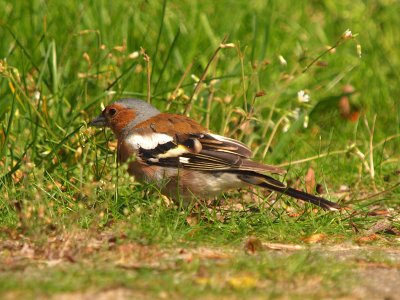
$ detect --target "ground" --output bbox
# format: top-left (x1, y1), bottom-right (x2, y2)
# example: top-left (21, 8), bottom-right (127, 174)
top-left (2, 228), bottom-right (400, 299)
top-left (1, 182), bottom-right (400, 298)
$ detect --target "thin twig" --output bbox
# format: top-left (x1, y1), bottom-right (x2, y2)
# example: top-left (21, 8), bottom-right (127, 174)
top-left (370, 116), bottom-right (377, 184)
top-left (364, 114), bottom-right (377, 190)
top-left (372, 133), bottom-right (400, 149)
top-left (352, 182), bottom-right (400, 202)
top-left (141, 48), bottom-right (151, 103)
top-left (166, 61), bottom-right (194, 110)
top-left (184, 35), bottom-right (229, 115)
top-left (276, 149), bottom-right (350, 167)
top-left (236, 43), bottom-right (248, 113)
top-left (261, 114), bottom-right (287, 159)
top-left (303, 30), bottom-right (355, 73)
top-left (150, 0), bottom-right (167, 82)
top-left (205, 57), bottom-right (218, 128)
top-left (276, 131), bottom-right (399, 170)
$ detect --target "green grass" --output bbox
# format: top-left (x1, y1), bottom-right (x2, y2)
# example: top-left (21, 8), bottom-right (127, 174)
top-left (0, 245), bottom-right (352, 299)
top-left (1, 0), bottom-right (400, 298)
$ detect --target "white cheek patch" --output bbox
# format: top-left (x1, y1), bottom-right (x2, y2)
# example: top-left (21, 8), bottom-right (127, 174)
top-left (125, 133), bottom-right (173, 150)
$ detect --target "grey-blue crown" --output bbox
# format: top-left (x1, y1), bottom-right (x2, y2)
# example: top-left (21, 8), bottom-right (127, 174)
top-left (116, 98), bottom-right (161, 135)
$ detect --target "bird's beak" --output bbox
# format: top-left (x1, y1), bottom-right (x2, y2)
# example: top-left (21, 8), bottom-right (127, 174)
top-left (89, 114), bottom-right (107, 127)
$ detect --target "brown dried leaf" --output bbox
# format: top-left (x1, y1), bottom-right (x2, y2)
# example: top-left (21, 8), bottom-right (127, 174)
top-left (302, 233), bottom-right (327, 244)
top-left (339, 96), bottom-right (351, 118)
top-left (244, 236), bottom-right (263, 255)
top-left (316, 61), bottom-right (328, 67)
top-left (339, 93), bottom-right (360, 122)
top-left (186, 214), bottom-right (199, 227)
top-left (287, 212), bottom-right (301, 218)
top-left (343, 84), bottom-right (355, 94)
top-left (113, 43), bottom-right (126, 52)
top-left (367, 210), bottom-right (390, 217)
top-left (355, 234), bottom-right (380, 244)
top-left (305, 167), bottom-right (316, 194)
top-left (12, 169), bottom-right (25, 184)
top-left (108, 141), bottom-right (118, 151)
top-left (255, 90), bottom-right (266, 97)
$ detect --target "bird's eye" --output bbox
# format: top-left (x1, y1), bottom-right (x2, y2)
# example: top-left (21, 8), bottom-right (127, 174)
top-left (108, 108), bottom-right (117, 116)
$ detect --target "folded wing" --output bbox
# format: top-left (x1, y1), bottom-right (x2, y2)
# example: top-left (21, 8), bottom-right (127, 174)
top-left (135, 132), bottom-right (286, 175)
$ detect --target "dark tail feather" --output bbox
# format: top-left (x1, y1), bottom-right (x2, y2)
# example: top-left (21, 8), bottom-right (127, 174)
top-left (274, 186), bottom-right (340, 211)
top-left (238, 173), bottom-right (340, 211)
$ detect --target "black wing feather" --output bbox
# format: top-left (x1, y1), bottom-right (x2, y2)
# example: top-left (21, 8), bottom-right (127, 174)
top-left (137, 133), bottom-right (285, 175)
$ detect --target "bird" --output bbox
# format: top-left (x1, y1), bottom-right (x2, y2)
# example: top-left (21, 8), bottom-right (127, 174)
top-left (89, 98), bottom-right (340, 211)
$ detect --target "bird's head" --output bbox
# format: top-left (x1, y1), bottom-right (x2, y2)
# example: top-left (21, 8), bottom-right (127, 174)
top-left (89, 98), bottom-right (160, 137)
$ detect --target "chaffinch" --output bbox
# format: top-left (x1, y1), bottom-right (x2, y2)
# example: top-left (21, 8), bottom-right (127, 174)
top-left (89, 98), bottom-right (340, 211)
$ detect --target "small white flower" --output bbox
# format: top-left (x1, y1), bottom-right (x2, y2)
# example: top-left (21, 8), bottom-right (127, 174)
top-left (191, 74), bottom-right (200, 82)
top-left (220, 43), bottom-right (235, 48)
top-left (297, 90), bottom-right (310, 103)
top-left (282, 117), bottom-right (291, 133)
top-left (342, 29), bottom-right (353, 40)
top-left (34, 90), bottom-right (40, 101)
top-left (292, 108), bottom-right (300, 120)
top-left (128, 51), bottom-right (140, 59)
top-left (303, 115), bottom-right (309, 128)
top-left (278, 55), bottom-right (287, 66)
